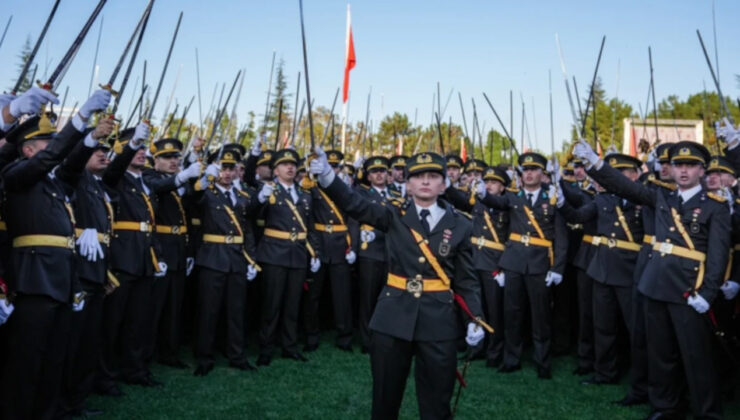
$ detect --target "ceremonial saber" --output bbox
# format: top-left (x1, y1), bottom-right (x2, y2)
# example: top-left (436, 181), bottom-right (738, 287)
top-left (482, 92), bottom-right (520, 157)
top-left (580, 35), bottom-right (606, 139)
top-left (12, 0), bottom-right (61, 94)
top-left (146, 11), bottom-right (183, 122)
top-left (697, 30), bottom-right (732, 123)
top-left (554, 33), bottom-right (581, 134)
top-left (111, 0), bottom-right (153, 116)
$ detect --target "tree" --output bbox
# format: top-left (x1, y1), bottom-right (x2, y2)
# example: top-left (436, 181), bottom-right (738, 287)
top-left (265, 59), bottom-right (290, 147)
top-left (11, 35), bottom-right (33, 92)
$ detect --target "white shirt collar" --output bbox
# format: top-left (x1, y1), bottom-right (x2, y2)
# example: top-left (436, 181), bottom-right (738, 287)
top-left (215, 183), bottom-right (233, 195)
top-left (373, 186), bottom-right (388, 196)
top-left (523, 187), bottom-right (541, 204)
top-left (678, 184), bottom-right (702, 203)
top-left (415, 201), bottom-right (444, 232)
top-left (126, 170), bottom-right (142, 179)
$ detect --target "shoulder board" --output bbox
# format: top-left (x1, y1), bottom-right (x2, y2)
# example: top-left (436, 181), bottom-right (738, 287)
top-left (582, 188), bottom-right (596, 195)
top-left (388, 197), bottom-right (404, 207)
top-left (648, 178), bottom-right (677, 191)
top-left (237, 189), bottom-right (250, 198)
top-left (735, 198), bottom-right (740, 205)
top-left (457, 185), bottom-right (470, 192)
top-left (707, 192), bottom-right (727, 203)
top-left (506, 187), bottom-right (519, 193)
top-left (359, 184), bottom-right (370, 191)
top-left (456, 210), bottom-right (472, 220)
top-left (389, 188), bottom-right (402, 197)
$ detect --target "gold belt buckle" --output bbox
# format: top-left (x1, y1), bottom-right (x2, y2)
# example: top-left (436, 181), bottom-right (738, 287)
top-left (171, 225), bottom-right (180, 234)
top-left (592, 236), bottom-right (602, 246)
top-left (225, 235), bottom-right (235, 244)
top-left (325, 224), bottom-right (334, 234)
top-left (101, 233), bottom-right (111, 245)
top-left (521, 233), bottom-right (530, 246)
top-left (407, 274), bottom-right (423, 298)
top-left (290, 231), bottom-right (298, 242)
top-left (476, 236), bottom-right (486, 248)
top-left (659, 242), bottom-right (673, 256)
top-left (607, 238), bottom-right (617, 248)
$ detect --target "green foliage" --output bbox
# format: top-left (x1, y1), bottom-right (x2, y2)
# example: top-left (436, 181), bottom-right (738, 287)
top-left (11, 36), bottom-right (33, 92)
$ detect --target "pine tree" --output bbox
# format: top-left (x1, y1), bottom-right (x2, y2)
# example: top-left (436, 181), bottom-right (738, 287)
top-left (11, 35), bottom-right (33, 92)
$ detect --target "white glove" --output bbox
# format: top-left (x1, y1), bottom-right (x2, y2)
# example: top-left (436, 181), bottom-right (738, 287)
top-left (445, 177), bottom-right (451, 189)
top-left (205, 163), bottom-right (220, 179)
top-left (72, 292), bottom-right (86, 312)
top-left (465, 322), bottom-right (485, 346)
top-left (258, 182), bottom-right (275, 204)
top-left (76, 228), bottom-right (104, 262)
top-left (572, 138), bottom-right (600, 167)
top-left (494, 271), bottom-right (505, 287)
top-left (247, 264), bottom-right (258, 281)
top-left (345, 250), bottom-right (356, 264)
top-left (129, 122), bottom-right (150, 149)
top-left (339, 171), bottom-right (351, 186)
top-left (186, 257), bottom-right (195, 276)
top-left (0, 298), bottom-right (14, 326)
top-left (0, 93), bottom-right (15, 127)
top-left (551, 160), bottom-right (562, 185)
top-left (250, 137), bottom-right (262, 156)
top-left (605, 144), bottom-right (619, 156)
top-left (360, 229), bottom-right (376, 244)
top-left (176, 161), bottom-right (202, 185)
top-left (717, 118), bottom-right (740, 150)
top-left (353, 156), bottom-right (364, 169)
top-left (155, 261), bottom-right (168, 278)
top-left (8, 86), bottom-right (59, 118)
top-left (309, 146), bottom-right (335, 187)
top-left (79, 89), bottom-right (112, 119)
top-left (721, 281), bottom-right (740, 300)
top-left (646, 148), bottom-right (657, 165)
top-left (476, 179), bottom-right (487, 198)
top-left (310, 257), bottom-right (321, 273)
top-left (545, 271), bottom-right (563, 287)
top-left (720, 187), bottom-right (734, 214)
top-left (687, 293), bottom-right (710, 313)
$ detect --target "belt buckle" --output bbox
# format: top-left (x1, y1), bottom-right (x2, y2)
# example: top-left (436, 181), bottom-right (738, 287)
top-left (476, 236), bottom-right (486, 248)
top-left (521, 233), bottom-right (530, 246)
top-left (407, 274), bottom-right (423, 298)
top-left (101, 233), bottom-right (110, 245)
top-left (607, 238), bottom-right (617, 248)
top-left (659, 242), bottom-right (673, 256)
top-left (591, 236), bottom-right (601, 246)
top-left (325, 224), bottom-right (334, 234)
top-left (140, 221), bottom-right (149, 232)
top-left (225, 235), bottom-right (235, 244)
top-left (67, 237), bottom-right (75, 249)
top-left (290, 231), bottom-right (298, 242)
top-left (172, 225), bottom-right (180, 234)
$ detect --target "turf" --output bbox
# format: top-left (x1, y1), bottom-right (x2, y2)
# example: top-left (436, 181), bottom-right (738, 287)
top-left (89, 336), bottom-right (740, 419)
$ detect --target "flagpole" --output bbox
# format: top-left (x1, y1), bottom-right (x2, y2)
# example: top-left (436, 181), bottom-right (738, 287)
top-left (341, 3), bottom-right (354, 155)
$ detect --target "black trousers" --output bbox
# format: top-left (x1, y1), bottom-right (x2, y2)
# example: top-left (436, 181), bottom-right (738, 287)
top-left (552, 263), bottom-right (578, 354)
top-left (358, 257), bottom-right (387, 349)
top-left (1, 294), bottom-right (71, 420)
top-left (259, 263), bottom-right (305, 356)
top-left (148, 268), bottom-right (185, 363)
top-left (194, 267), bottom-right (247, 367)
top-left (575, 268), bottom-right (594, 370)
top-left (645, 297), bottom-right (721, 419)
top-left (479, 270), bottom-right (504, 364)
top-left (592, 281), bottom-right (632, 382)
top-left (98, 272), bottom-right (152, 390)
top-left (304, 262), bottom-right (353, 347)
top-left (60, 282), bottom-right (105, 415)
top-left (628, 288), bottom-right (649, 400)
top-left (503, 271), bottom-right (551, 370)
top-left (370, 331), bottom-right (457, 420)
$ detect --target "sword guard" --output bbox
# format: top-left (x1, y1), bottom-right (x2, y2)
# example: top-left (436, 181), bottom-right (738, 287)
top-left (99, 83), bottom-right (119, 97)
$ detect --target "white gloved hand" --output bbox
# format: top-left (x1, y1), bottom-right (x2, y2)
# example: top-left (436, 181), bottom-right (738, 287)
top-left (720, 187), bottom-right (735, 214)
top-left (129, 122), bottom-right (150, 149)
top-left (721, 281), bottom-right (740, 300)
top-left (353, 156), bottom-right (364, 169)
top-left (494, 271), bottom-right (505, 287)
top-left (718, 118), bottom-right (740, 150)
top-left (339, 171), bottom-right (351, 186)
top-left (79, 89), bottom-right (112, 119)
top-left (8, 86), bottom-right (59, 118)
top-left (186, 257), bottom-right (195, 276)
top-left (76, 228), bottom-right (104, 262)
top-left (258, 182), bottom-right (275, 204)
top-left (250, 137), bottom-right (262, 156)
top-left (176, 161), bottom-right (202, 185)
top-left (476, 179), bottom-right (487, 198)
top-left (72, 292), bottom-right (86, 312)
top-left (0, 93), bottom-right (15, 127)
top-left (309, 146), bottom-right (335, 187)
top-left (360, 229), bottom-right (376, 244)
top-left (204, 163), bottom-right (220, 179)
top-left (445, 177), bottom-right (451, 189)
top-left (572, 138), bottom-right (600, 168)
top-left (647, 148), bottom-right (657, 164)
top-left (545, 271), bottom-right (563, 287)
top-left (345, 250), bottom-right (356, 264)
top-left (465, 322), bottom-right (485, 346)
top-left (155, 261), bottom-right (168, 278)
top-left (0, 298), bottom-right (14, 326)
top-left (687, 293), bottom-right (710, 313)
top-left (551, 160), bottom-right (562, 185)
top-left (310, 257), bottom-right (321, 273)
top-left (247, 265), bottom-right (258, 281)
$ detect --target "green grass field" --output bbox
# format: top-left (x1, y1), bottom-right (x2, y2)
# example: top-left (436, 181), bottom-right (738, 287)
top-left (89, 335), bottom-right (740, 419)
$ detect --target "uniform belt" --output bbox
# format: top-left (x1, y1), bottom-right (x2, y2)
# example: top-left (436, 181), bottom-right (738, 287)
top-left (202, 234), bottom-right (244, 244)
top-left (190, 218), bottom-right (201, 226)
top-left (0, 221), bottom-right (6, 231)
top-left (13, 234), bottom-right (75, 249)
top-left (155, 225), bottom-right (188, 235)
top-left (652, 241), bottom-right (706, 262)
top-left (74, 228), bottom-right (111, 245)
top-left (387, 273), bottom-right (449, 296)
top-left (509, 232), bottom-right (552, 248)
top-left (471, 236), bottom-right (505, 251)
top-left (113, 221), bottom-right (152, 233)
top-left (263, 228), bottom-right (307, 242)
top-left (643, 235), bottom-right (656, 246)
top-left (589, 235), bottom-right (641, 252)
top-left (314, 223), bottom-right (348, 234)
top-left (582, 234), bottom-right (596, 245)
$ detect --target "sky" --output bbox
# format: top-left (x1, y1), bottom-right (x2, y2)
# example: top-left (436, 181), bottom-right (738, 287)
top-left (1, 0), bottom-right (738, 154)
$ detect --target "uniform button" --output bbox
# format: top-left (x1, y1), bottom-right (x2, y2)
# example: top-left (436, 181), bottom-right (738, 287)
top-left (527, 221), bottom-right (532, 225)
top-left (666, 239), bottom-right (671, 243)
top-left (386, 292), bottom-right (390, 296)
top-left (614, 222), bottom-right (619, 226)
top-left (694, 267), bottom-right (699, 272)
top-left (419, 257), bottom-right (426, 264)
top-left (611, 233), bottom-right (616, 237)
top-left (424, 239), bottom-right (429, 244)
top-left (669, 227), bottom-right (675, 232)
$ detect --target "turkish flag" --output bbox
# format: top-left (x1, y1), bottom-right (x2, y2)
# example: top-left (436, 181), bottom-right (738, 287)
top-left (460, 137), bottom-right (467, 162)
top-left (343, 5), bottom-right (356, 104)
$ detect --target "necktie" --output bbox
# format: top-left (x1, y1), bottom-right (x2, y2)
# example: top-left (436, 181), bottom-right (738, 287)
top-left (139, 177), bottom-right (150, 195)
top-left (678, 194), bottom-right (684, 211)
top-left (227, 189), bottom-right (235, 206)
top-left (526, 193), bottom-right (533, 206)
top-left (420, 209), bottom-right (431, 235)
top-left (287, 186), bottom-right (295, 203)
top-left (380, 190), bottom-right (387, 199)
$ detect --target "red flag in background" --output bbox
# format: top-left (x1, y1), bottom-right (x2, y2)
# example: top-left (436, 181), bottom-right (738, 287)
top-left (342, 5), bottom-right (356, 104)
top-left (460, 137), bottom-right (467, 162)
top-left (629, 125), bottom-right (637, 157)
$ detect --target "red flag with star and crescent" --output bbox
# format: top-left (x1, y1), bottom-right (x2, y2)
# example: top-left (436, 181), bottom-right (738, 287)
top-left (343, 5), bottom-right (356, 104)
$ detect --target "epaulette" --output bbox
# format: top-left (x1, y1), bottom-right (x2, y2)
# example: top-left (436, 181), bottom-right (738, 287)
top-left (582, 188), bottom-right (596, 195)
top-left (359, 184), bottom-right (370, 191)
top-left (707, 192), bottom-right (727, 203)
top-left (388, 189), bottom-right (402, 198)
top-left (457, 185), bottom-right (470, 193)
top-left (388, 197), bottom-right (404, 208)
top-left (456, 210), bottom-right (472, 220)
top-left (647, 177), bottom-right (677, 191)
top-left (237, 189), bottom-right (250, 198)
top-left (735, 198), bottom-right (740, 205)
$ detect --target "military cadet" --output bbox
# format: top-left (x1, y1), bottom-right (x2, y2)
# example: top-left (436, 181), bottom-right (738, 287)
top-left (192, 147), bottom-right (259, 376)
top-left (249, 143), bottom-right (320, 366)
top-left (98, 122), bottom-right (166, 394)
top-left (463, 158), bottom-right (486, 184)
top-left (476, 152), bottom-right (568, 379)
top-left (57, 114), bottom-right (116, 418)
top-left (705, 155), bottom-right (735, 193)
top-left (355, 156), bottom-right (402, 353)
top-left (309, 147), bottom-right (486, 420)
top-left (388, 155), bottom-right (408, 197)
top-left (445, 154), bottom-right (463, 186)
top-left (143, 138), bottom-right (202, 368)
top-left (0, 88), bottom-right (109, 420)
top-left (557, 153), bottom-right (645, 386)
top-left (304, 149), bottom-right (357, 352)
top-left (574, 139), bottom-right (729, 419)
